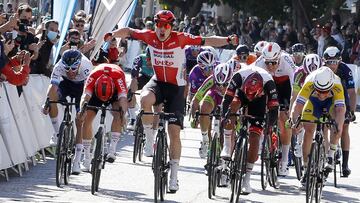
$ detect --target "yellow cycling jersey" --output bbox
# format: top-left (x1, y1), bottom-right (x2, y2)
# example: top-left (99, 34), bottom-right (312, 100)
top-left (296, 71), bottom-right (345, 108)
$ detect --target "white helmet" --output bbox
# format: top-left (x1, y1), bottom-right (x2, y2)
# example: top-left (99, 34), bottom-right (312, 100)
top-left (314, 66), bottom-right (335, 92)
top-left (227, 58), bottom-right (242, 72)
top-left (254, 41), bottom-right (268, 54)
top-left (213, 63), bottom-right (232, 85)
top-left (197, 51), bottom-right (216, 68)
top-left (303, 54), bottom-right (321, 73)
top-left (323, 46), bottom-right (341, 60)
top-left (202, 46), bottom-right (219, 60)
top-left (262, 42), bottom-right (281, 60)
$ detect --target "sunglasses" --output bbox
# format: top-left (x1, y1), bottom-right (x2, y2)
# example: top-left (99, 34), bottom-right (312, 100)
top-left (315, 89), bottom-right (330, 95)
top-left (64, 64), bottom-right (79, 72)
top-left (156, 22), bottom-right (172, 29)
top-left (238, 54), bottom-right (248, 61)
top-left (324, 60), bottom-right (340, 65)
top-left (75, 24), bottom-right (84, 28)
top-left (265, 60), bottom-right (278, 66)
top-left (293, 52), bottom-right (304, 57)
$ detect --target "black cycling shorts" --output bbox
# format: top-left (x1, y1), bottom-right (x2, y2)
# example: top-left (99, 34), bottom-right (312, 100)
top-left (57, 78), bottom-right (84, 112)
top-left (88, 91), bottom-right (118, 113)
top-left (138, 74), bottom-right (151, 90)
top-left (275, 79), bottom-right (291, 111)
top-left (143, 78), bottom-right (185, 127)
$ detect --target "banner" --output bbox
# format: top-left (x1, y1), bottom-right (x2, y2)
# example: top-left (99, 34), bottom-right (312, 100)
top-left (89, 0), bottom-right (137, 60)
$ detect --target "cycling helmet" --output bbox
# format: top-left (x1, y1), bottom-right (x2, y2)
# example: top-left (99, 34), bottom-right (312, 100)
top-left (291, 43), bottom-right (306, 54)
top-left (262, 42), bottom-right (281, 60)
top-left (313, 66), bottom-right (335, 92)
top-left (154, 10), bottom-right (176, 24)
top-left (227, 58), bottom-right (242, 72)
top-left (202, 46), bottom-right (219, 60)
top-left (197, 51), bottom-right (216, 68)
top-left (323, 46), bottom-right (341, 60)
top-left (241, 72), bottom-right (264, 101)
top-left (95, 73), bottom-right (115, 102)
top-left (213, 63), bottom-right (232, 85)
top-left (236, 44), bottom-right (250, 56)
top-left (254, 41), bottom-right (268, 54)
top-left (303, 54), bottom-right (321, 73)
top-left (62, 49), bottom-right (82, 68)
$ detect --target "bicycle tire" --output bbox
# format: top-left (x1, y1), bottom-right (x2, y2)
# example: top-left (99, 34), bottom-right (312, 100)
top-left (160, 135), bottom-right (168, 201)
top-left (138, 133), bottom-right (145, 162)
top-left (230, 140), bottom-right (241, 202)
top-left (154, 134), bottom-right (163, 202)
top-left (207, 133), bottom-right (218, 199)
top-left (63, 125), bottom-right (72, 185)
top-left (291, 135), bottom-right (303, 181)
top-left (55, 123), bottom-right (66, 187)
top-left (234, 136), bottom-right (247, 203)
top-left (261, 134), bottom-right (270, 190)
top-left (132, 116), bottom-right (143, 163)
top-left (66, 125), bottom-right (75, 182)
top-left (315, 144), bottom-right (326, 203)
top-left (306, 142), bottom-right (318, 203)
top-left (91, 129), bottom-right (103, 195)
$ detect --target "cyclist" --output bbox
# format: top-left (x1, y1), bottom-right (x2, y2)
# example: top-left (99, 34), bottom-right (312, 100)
top-left (190, 63), bottom-right (233, 159)
top-left (255, 42), bottom-right (297, 176)
top-left (290, 66), bottom-right (345, 188)
top-left (110, 10), bottom-right (238, 192)
top-left (78, 63), bottom-right (128, 171)
top-left (188, 51), bottom-right (217, 101)
top-left (221, 65), bottom-right (279, 194)
top-left (231, 44), bottom-right (257, 65)
top-left (291, 43), bottom-right (306, 66)
top-left (254, 40), bottom-right (268, 58)
top-left (185, 45), bottom-right (202, 75)
top-left (323, 46), bottom-right (356, 177)
top-left (289, 53), bottom-right (321, 157)
top-left (41, 49), bottom-right (93, 175)
top-left (127, 47), bottom-right (154, 130)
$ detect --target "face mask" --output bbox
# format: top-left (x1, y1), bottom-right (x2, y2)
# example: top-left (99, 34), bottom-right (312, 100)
top-left (20, 19), bottom-right (31, 26)
top-left (12, 30), bottom-right (18, 39)
top-left (47, 30), bottom-right (58, 41)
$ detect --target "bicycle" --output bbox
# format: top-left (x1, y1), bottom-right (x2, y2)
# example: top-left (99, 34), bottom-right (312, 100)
top-left (83, 104), bottom-right (122, 195)
top-left (295, 112), bottom-right (338, 203)
top-left (333, 144), bottom-right (342, 188)
top-left (195, 107), bottom-right (222, 199)
top-left (132, 110), bottom-right (145, 163)
top-left (290, 128), bottom-right (304, 181)
top-left (140, 110), bottom-right (178, 202)
top-left (45, 98), bottom-right (77, 188)
top-left (229, 107), bottom-right (265, 203)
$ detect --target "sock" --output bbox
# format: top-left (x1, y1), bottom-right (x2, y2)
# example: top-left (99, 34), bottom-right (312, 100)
top-left (224, 129), bottom-right (232, 149)
top-left (74, 144), bottom-right (83, 164)
top-left (342, 150), bottom-right (349, 168)
top-left (144, 124), bottom-right (154, 145)
top-left (297, 129), bottom-right (304, 144)
top-left (153, 127), bottom-right (158, 136)
top-left (128, 107), bottom-right (137, 120)
top-left (83, 139), bottom-right (92, 161)
top-left (245, 162), bottom-right (254, 178)
top-left (282, 144), bottom-right (290, 164)
top-left (170, 159), bottom-right (180, 180)
top-left (109, 132), bottom-right (121, 153)
top-left (201, 131), bottom-right (209, 144)
top-left (328, 144), bottom-right (336, 160)
top-left (51, 117), bottom-right (60, 134)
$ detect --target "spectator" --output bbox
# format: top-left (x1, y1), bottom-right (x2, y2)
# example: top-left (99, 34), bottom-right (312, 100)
top-left (331, 27), bottom-right (345, 50)
top-left (228, 13), bottom-right (241, 36)
top-left (129, 17), bottom-right (145, 30)
top-left (284, 21), bottom-right (298, 46)
top-left (185, 17), bottom-right (200, 36)
top-left (108, 37), bottom-right (119, 64)
top-left (322, 22), bottom-right (342, 54)
top-left (145, 21), bottom-right (154, 31)
top-left (315, 24), bottom-right (325, 57)
top-left (178, 21), bottom-right (185, 32)
top-left (7, 3), bottom-right (13, 13)
top-left (17, 4), bottom-right (35, 34)
top-left (0, 3), bottom-right (4, 13)
top-left (73, 16), bottom-right (88, 41)
top-left (213, 16), bottom-right (227, 36)
top-left (239, 28), bottom-right (253, 48)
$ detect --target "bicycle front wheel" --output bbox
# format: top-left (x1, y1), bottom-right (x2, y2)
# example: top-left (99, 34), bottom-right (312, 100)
top-left (261, 134), bottom-right (270, 190)
top-left (207, 133), bottom-right (219, 199)
top-left (291, 135), bottom-right (303, 181)
top-left (56, 123), bottom-right (66, 187)
top-left (232, 136), bottom-right (247, 203)
top-left (64, 125), bottom-right (74, 185)
top-left (91, 129), bottom-right (103, 195)
top-left (306, 142), bottom-right (318, 203)
top-left (132, 116), bottom-right (143, 163)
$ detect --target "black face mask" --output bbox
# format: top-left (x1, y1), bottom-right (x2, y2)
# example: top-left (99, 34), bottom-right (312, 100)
top-left (20, 19), bottom-right (31, 26)
top-left (69, 41), bottom-right (79, 46)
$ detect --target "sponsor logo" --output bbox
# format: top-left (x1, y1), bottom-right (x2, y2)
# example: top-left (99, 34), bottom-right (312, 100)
top-left (118, 79), bottom-right (126, 91)
top-left (154, 58), bottom-right (174, 66)
top-left (305, 109), bottom-right (312, 113)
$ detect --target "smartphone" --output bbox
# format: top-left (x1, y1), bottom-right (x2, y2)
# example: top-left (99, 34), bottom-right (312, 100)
top-left (4, 32), bottom-right (13, 42)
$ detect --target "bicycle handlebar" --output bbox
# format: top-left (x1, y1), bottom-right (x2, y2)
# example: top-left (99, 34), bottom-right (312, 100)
top-left (295, 118), bottom-right (338, 133)
top-left (85, 104), bottom-right (123, 112)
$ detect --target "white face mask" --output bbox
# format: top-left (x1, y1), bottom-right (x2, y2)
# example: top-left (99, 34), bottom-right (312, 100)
top-left (12, 30), bottom-right (18, 39)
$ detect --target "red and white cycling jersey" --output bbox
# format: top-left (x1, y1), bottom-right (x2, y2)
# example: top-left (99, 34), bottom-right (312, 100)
top-left (84, 63), bottom-right (127, 99)
top-left (254, 52), bottom-right (297, 85)
top-left (131, 30), bottom-right (203, 86)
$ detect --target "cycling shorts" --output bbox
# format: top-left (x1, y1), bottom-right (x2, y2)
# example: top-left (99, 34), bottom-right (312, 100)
top-left (275, 79), bottom-right (291, 111)
top-left (201, 89), bottom-right (222, 108)
top-left (301, 96), bottom-right (334, 121)
top-left (138, 74), bottom-right (151, 90)
top-left (144, 78), bottom-right (185, 127)
top-left (88, 92), bottom-right (118, 113)
top-left (57, 78), bottom-right (84, 112)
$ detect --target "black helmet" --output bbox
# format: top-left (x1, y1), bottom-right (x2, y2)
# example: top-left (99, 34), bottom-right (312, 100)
top-left (291, 43), bottom-right (305, 54)
top-left (61, 49), bottom-right (82, 67)
top-left (236, 44), bottom-right (250, 56)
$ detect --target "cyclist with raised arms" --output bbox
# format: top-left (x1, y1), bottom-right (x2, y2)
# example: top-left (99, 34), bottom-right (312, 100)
top-left (190, 63), bottom-right (233, 159)
top-left (322, 46), bottom-right (356, 177)
top-left (289, 66), bottom-right (345, 188)
top-left (255, 42), bottom-right (297, 176)
top-left (110, 10), bottom-right (238, 192)
top-left (221, 65), bottom-right (279, 194)
top-left (78, 63), bottom-right (128, 171)
top-left (42, 49), bottom-right (93, 175)
top-left (127, 47), bottom-right (154, 130)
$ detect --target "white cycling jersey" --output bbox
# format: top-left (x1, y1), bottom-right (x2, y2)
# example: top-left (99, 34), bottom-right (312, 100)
top-left (237, 64), bottom-right (274, 85)
top-left (50, 54), bottom-right (93, 85)
top-left (254, 52), bottom-right (297, 85)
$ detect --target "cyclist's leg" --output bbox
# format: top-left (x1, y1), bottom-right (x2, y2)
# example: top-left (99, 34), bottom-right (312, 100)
top-left (152, 103), bottom-right (162, 133)
top-left (198, 94), bottom-right (215, 158)
top-left (141, 78), bottom-right (160, 156)
top-left (327, 105), bottom-right (345, 170)
top-left (242, 96), bottom-right (266, 194)
top-left (341, 109), bottom-right (350, 176)
top-left (127, 78), bottom-right (138, 128)
top-left (301, 101), bottom-right (317, 169)
top-left (48, 83), bottom-right (62, 136)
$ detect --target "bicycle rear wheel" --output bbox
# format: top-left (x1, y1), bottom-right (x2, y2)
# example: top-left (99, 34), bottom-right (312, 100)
top-left (56, 124), bottom-right (66, 187)
top-left (306, 142), bottom-right (318, 203)
top-left (133, 116), bottom-right (143, 163)
top-left (64, 125), bottom-right (74, 185)
top-left (291, 135), bottom-right (303, 181)
top-left (261, 134), bottom-right (270, 190)
top-left (153, 133), bottom-right (164, 202)
top-left (207, 133), bottom-right (218, 199)
top-left (233, 136), bottom-right (247, 203)
top-left (91, 129), bottom-right (103, 195)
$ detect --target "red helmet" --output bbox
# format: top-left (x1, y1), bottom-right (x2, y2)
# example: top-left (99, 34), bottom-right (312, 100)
top-left (95, 74), bottom-right (114, 102)
top-left (154, 10), bottom-right (175, 24)
top-left (241, 72), bottom-right (264, 101)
